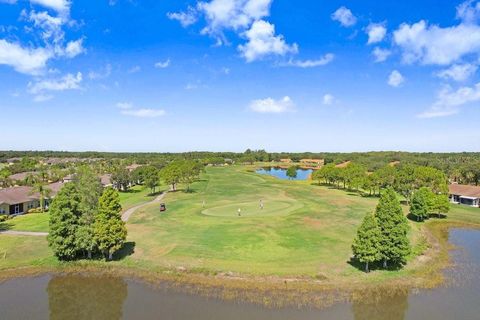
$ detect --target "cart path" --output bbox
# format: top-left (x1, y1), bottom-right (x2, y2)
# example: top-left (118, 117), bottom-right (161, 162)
top-left (0, 230), bottom-right (48, 236)
top-left (121, 191), bottom-right (167, 222)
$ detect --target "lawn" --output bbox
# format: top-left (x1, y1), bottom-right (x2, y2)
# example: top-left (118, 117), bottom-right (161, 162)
top-left (1, 165), bottom-right (479, 282)
top-left (118, 185), bottom-right (160, 210)
top-left (125, 166), bottom-right (422, 277)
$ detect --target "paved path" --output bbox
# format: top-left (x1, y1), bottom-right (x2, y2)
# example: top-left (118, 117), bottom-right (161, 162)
top-left (0, 230), bottom-right (48, 236)
top-left (121, 191), bottom-right (167, 222)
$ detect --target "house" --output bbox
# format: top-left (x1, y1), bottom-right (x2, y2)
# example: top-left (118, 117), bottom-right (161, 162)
top-left (63, 174), bottom-right (75, 183)
top-left (0, 182), bottom-right (64, 215)
top-left (280, 159), bottom-right (292, 163)
top-left (299, 159), bottom-right (325, 167)
top-left (99, 174), bottom-right (112, 187)
top-left (8, 171), bottom-right (37, 183)
top-left (449, 184), bottom-right (480, 208)
top-left (126, 164), bottom-right (142, 172)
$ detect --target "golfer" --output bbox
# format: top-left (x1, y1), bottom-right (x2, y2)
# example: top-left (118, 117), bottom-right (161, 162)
top-left (237, 208), bottom-right (241, 216)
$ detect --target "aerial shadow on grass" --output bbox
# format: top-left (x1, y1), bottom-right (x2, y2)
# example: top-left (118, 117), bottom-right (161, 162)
top-left (121, 189), bottom-right (142, 194)
top-left (348, 258), bottom-right (404, 272)
top-left (113, 242), bottom-right (136, 261)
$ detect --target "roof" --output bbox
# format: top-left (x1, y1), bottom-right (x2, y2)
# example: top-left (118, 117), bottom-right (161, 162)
top-left (0, 182), bottom-right (65, 205)
top-left (300, 159), bottom-right (324, 163)
top-left (335, 161), bottom-right (351, 168)
top-left (99, 174), bottom-right (112, 186)
top-left (449, 184), bottom-right (480, 198)
top-left (0, 186), bottom-right (35, 205)
top-left (126, 164), bottom-right (142, 171)
top-left (8, 171), bottom-right (36, 181)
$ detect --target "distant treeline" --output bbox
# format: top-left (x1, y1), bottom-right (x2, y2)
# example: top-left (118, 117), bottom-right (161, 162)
top-left (1, 150), bottom-right (479, 185)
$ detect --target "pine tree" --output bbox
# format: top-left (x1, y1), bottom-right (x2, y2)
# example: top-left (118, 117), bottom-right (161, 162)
top-left (410, 187), bottom-right (433, 222)
top-left (47, 183), bottom-right (82, 260)
top-left (352, 213), bottom-right (381, 272)
top-left (94, 188), bottom-right (127, 260)
top-left (375, 187), bottom-right (411, 268)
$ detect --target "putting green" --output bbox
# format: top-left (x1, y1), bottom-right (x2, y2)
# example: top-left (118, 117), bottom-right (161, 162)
top-left (201, 199), bottom-right (303, 217)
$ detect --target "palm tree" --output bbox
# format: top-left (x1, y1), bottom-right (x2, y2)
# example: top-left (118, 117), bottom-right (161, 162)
top-left (30, 183), bottom-right (52, 212)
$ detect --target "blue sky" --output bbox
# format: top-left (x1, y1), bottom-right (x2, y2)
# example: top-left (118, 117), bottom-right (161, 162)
top-left (1, 0), bottom-right (480, 152)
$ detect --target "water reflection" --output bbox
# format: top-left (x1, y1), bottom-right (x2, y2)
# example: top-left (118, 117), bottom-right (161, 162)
top-left (47, 275), bottom-right (127, 320)
top-left (352, 289), bottom-right (409, 320)
top-left (256, 167), bottom-right (313, 181)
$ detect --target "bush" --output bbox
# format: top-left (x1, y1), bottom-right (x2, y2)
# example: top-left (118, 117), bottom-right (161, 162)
top-left (0, 215), bottom-right (9, 222)
top-left (27, 208), bottom-right (45, 214)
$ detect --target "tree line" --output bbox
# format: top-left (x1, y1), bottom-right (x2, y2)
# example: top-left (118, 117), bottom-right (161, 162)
top-left (48, 168), bottom-right (127, 261)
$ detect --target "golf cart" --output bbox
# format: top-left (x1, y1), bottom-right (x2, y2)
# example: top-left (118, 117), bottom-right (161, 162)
top-left (159, 203), bottom-right (166, 212)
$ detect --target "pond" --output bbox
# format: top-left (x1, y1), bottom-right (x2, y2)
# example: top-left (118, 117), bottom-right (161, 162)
top-left (0, 229), bottom-right (479, 319)
top-left (256, 167), bottom-right (313, 181)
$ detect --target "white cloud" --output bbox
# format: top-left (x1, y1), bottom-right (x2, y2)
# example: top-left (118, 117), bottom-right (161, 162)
top-left (198, 0), bottom-right (273, 41)
top-left (372, 47), bottom-right (391, 62)
top-left (366, 23), bottom-right (387, 44)
top-left (154, 59), bottom-right (171, 69)
top-left (238, 20), bottom-right (298, 62)
top-left (323, 94), bottom-right (335, 105)
top-left (116, 102), bottom-right (166, 118)
top-left (249, 96), bottom-right (294, 113)
top-left (33, 93), bottom-right (53, 102)
top-left (30, 0), bottom-right (70, 16)
top-left (331, 6), bottom-right (357, 27)
top-left (27, 10), bottom-right (64, 44)
top-left (436, 63), bottom-right (478, 82)
top-left (388, 70), bottom-right (405, 87)
top-left (418, 83), bottom-right (480, 118)
top-left (0, 39), bottom-right (52, 75)
top-left (88, 63), bottom-right (112, 80)
top-left (282, 53), bottom-right (334, 68)
top-left (64, 38), bottom-right (85, 58)
top-left (167, 6), bottom-right (197, 27)
top-left (456, 0), bottom-right (480, 24)
top-left (393, 19), bottom-right (480, 65)
top-left (28, 71), bottom-right (82, 94)
top-left (128, 65), bottom-right (141, 73)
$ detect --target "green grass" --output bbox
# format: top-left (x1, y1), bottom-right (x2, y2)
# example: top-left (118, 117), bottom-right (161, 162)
top-left (118, 185), bottom-right (160, 210)
top-left (4, 213), bottom-right (49, 232)
top-left (1, 165), bottom-right (480, 284)
top-left (124, 166), bottom-right (423, 277)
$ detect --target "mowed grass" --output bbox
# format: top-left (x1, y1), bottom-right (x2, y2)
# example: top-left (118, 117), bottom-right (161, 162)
top-left (0, 235), bottom-right (53, 270)
top-left (126, 166), bottom-right (382, 277)
top-left (118, 185), bottom-right (159, 211)
top-left (4, 213), bottom-right (49, 232)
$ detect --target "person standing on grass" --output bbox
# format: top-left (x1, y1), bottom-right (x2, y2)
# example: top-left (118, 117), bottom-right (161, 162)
top-left (260, 199), bottom-right (264, 210)
top-left (237, 208), bottom-right (241, 216)
top-left (202, 200), bottom-right (206, 208)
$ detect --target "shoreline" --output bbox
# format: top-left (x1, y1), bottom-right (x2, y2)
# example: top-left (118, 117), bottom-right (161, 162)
top-left (1, 221), bottom-right (478, 309)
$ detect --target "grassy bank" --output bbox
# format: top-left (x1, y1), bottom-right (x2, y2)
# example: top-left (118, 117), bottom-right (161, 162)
top-left (1, 165), bottom-right (480, 300)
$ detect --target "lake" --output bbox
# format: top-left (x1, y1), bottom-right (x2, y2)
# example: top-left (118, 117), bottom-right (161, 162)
top-left (0, 229), bottom-right (479, 319)
top-left (256, 167), bottom-right (313, 180)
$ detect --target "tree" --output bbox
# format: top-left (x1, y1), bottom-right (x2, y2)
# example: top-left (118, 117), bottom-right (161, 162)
top-left (94, 188), bottom-right (127, 260)
top-left (30, 182), bottom-right (52, 212)
top-left (375, 188), bottom-right (411, 268)
top-left (48, 183), bottom-right (82, 260)
top-left (286, 166), bottom-right (298, 180)
top-left (344, 163), bottom-right (367, 191)
top-left (111, 167), bottom-right (131, 191)
top-left (432, 193), bottom-right (450, 218)
top-left (159, 161), bottom-right (182, 191)
top-left (180, 160), bottom-right (203, 192)
top-left (410, 187), bottom-right (433, 222)
top-left (143, 166), bottom-right (159, 194)
top-left (352, 214), bottom-right (381, 272)
top-left (74, 166), bottom-right (103, 259)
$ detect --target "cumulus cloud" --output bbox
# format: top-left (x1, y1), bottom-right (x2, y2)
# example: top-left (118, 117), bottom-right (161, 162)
top-left (26, 10), bottom-right (64, 44)
top-left (88, 63), bottom-right (112, 80)
top-left (372, 47), bottom-right (391, 63)
top-left (388, 70), bottom-right (405, 87)
top-left (436, 63), bottom-right (478, 82)
top-left (64, 38), bottom-right (85, 58)
top-left (198, 0), bottom-right (273, 40)
top-left (249, 96), bottom-right (294, 113)
top-left (331, 6), bottom-right (357, 27)
top-left (28, 71), bottom-right (82, 94)
top-left (366, 23), bottom-right (387, 44)
top-left (418, 83), bottom-right (480, 118)
top-left (116, 102), bottom-right (166, 118)
top-left (323, 94), bottom-right (335, 105)
top-left (30, 0), bottom-right (71, 16)
top-left (167, 6), bottom-right (198, 27)
top-left (282, 53), bottom-right (334, 68)
top-left (456, 0), bottom-right (480, 24)
top-left (393, 19), bottom-right (480, 65)
top-left (154, 59), bottom-right (171, 68)
top-left (238, 20), bottom-right (297, 62)
top-left (0, 40), bottom-right (52, 75)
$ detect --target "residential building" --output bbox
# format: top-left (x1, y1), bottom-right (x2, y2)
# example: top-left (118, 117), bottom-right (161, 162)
top-left (449, 184), bottom-right (480, 208)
